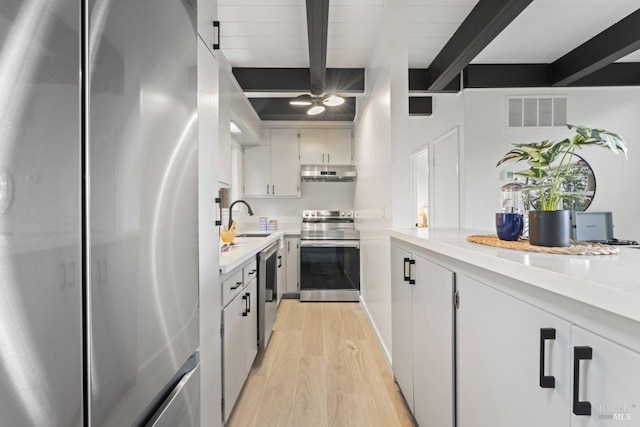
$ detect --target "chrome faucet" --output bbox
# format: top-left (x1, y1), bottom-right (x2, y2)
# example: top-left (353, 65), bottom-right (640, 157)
top-left (228, 200), bottom-right (254, 230)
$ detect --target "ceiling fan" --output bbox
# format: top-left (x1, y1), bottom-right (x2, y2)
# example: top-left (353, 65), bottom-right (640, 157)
top-left (289, 0), bottom-right (345, 116)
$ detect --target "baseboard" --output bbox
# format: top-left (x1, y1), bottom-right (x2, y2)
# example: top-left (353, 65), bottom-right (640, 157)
top-left (359, 297), bottom-right (392, 369)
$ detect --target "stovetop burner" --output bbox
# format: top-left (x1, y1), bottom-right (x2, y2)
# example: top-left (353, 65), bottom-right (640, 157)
top-left (301, 210), bottom-right (359, 240)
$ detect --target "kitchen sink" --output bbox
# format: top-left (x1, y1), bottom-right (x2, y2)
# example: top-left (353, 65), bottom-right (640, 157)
top-left (236, 233), bottom-right (272, 238)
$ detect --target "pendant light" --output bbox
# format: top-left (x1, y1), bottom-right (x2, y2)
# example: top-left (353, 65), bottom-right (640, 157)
top-left (307, 100), bottom-right (326, 115)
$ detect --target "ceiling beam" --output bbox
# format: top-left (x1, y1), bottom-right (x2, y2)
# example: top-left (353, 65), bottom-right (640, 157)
top-left (425, 0), bottom-right (533, 91)
top-left (232, 68), bottom-right (365, 93)
top-left (249, 97), bottom-right (356, 121)
top-left (306, 0), bottom-right (330, 94)
top-left (568, 63), bottom-right (640, 87)
top-left (551, 9), bottom-right (640, 86)
top-left (409, 97), bottom-right (433, 116)
top-left (409, 69), bottom-right (460, 93)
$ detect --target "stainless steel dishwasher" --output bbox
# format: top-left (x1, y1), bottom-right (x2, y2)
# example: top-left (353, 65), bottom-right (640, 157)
top-left (258, 242), bottom-right (278, 350)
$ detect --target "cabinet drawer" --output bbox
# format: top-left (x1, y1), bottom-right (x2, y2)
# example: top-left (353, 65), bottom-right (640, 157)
top-left (223, 270), bottom-right (244, 307)
top-left (243, 259), bottom-right (258, 285)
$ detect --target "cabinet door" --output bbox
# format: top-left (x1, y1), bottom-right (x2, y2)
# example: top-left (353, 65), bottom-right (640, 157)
top-left (270, 129), bottom-right (300, 197)
top-left (243, 145), bottom-right (271, 196)
top-left (223, 290), bottom-right (247, 421)
top-left (391, 244), bottom-right (414, 409)
top-left (245, 279), bottom-right (258, 374)
top-left (325, 129), bottom-right (352, 165)
top-left (285, 237), bottom-right (300, 293)
top-left (197, 0), bottom-right (217, 49)
top-left (571, 326), bottom-right (640, 426)
top-left (412, 255), bottom-right (455, 427)
top-left (277, 249), bottom-right (286, 304)
top-left (457, 275), bottom-right (571, 427)
top-left (299, 129), bottom-right (325, 164)
top-left (218, 69), bottom-right (232, 186)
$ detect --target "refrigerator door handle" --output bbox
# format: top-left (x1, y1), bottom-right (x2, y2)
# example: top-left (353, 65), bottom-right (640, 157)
top-left (215, 197), bottom-right (222, 226)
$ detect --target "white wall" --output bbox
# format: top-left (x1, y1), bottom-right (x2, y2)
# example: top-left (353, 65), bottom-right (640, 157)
top-left (354, 0), bottom-right (408, 362)
top-left (463, 87), bottom-right (640, 241)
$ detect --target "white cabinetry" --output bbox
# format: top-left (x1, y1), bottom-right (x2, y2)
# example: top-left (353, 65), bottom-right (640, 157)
top-left (197, 0), bottom-right (217, 50)
top-left (243, 129), bottom-right (300, 197)
top-left (570, 326), bottom-right (640, 426)
top-left (299, 128), bottom-right (352, 165)
top-left (218, 68), bottom-right (232, 186)
top-left (284, 237), bottom-right (300, 294)
top-left (391, 243), bottom-right (455, 427)
top-left (457, 275), bottom-right (571, 427)
top-left (222, 261), bottom-right (258, 422)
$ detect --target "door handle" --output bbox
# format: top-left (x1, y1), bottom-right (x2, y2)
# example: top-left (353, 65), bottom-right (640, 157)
top-left (539, 328), bottom-right (556, 388)
top-left (277, 255), bottom-right (282, 268)
top-left (266, 184), bottom-right (269, 195)
top-left (408, 259), bottom-right (415, 285)
top-left (249, 269), bottom-right (257, 276)
top-left (242, 294), bottom-right (248, 316)
top-left (328, 153), bottom-right (330, 163)
top-left (272, 185), bottom-right (275, 194)
top-left (573, 346), bottom-right (593, 416)
top-left (322, 153), bottom-right (324, 163)
top-left (231, 281), bottom-right (243, 290)
top-left (245, 292), bottom-right (251, 313)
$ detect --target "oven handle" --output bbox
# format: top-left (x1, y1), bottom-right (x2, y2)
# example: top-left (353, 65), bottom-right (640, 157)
top-left (300, 240), bottom-right (360, 248)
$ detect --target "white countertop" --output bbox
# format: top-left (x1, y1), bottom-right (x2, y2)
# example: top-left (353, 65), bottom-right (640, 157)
top-left (390, 228), bottom-right (640, 323)
top-left (219, 228), bottom-right (300, 275)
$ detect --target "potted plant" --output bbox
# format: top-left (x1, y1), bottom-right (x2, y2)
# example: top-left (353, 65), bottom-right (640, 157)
top-left (497, 124), bottom-right (628, 247)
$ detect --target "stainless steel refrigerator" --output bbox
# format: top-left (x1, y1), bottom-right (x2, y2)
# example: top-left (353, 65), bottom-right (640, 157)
top-left (0, 0), bottom-right (200, 425)
top-left (88, 0), bottom-right (200, 426)
top-left (0, 0), bottom-right (83, 425)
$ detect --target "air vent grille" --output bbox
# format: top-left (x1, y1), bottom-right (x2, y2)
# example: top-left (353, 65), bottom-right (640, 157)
top-left (507, 96), bottom-right (567, 128)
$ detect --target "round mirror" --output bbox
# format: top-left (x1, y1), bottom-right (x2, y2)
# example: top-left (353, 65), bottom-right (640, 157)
top-left (524, 154), bottom-right (596, 212)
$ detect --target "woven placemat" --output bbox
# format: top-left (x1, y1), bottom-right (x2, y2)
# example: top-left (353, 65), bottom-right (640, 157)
top-left (467, 234), bottom-right (620, 255)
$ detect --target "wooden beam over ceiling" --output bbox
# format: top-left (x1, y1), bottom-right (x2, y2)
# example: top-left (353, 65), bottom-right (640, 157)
top-left (425, 0), bottom-right (533, 91)
top-left (551, 9), bottom-right (640, 86)
top-left (249, 97), bottom-right (356, 121)
top-left (306, 0), bottom-right (329, 95)
top-left (232, 68), bottom-right (365, 93)
top-left (409, 69), bottom-right (460, 93)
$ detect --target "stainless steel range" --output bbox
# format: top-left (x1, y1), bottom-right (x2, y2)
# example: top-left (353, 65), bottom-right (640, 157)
top-left (300, 210), bottom-right (361, 302)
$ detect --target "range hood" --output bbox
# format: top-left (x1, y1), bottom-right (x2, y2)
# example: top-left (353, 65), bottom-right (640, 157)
top-left (300, 164), bottom-right (357, 182)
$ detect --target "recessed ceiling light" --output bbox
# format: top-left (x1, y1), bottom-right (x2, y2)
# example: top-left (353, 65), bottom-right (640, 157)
top-left (290, 94), bottom-right (313, 106)
top-left (307, 105), bottom-right (326, 115)
top-left (323, 94), bottom-right (344, 107)
top-left (230, 121), bottom-right (242, 133)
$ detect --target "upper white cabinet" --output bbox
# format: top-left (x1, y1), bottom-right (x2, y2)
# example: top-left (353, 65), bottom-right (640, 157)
top-left (218, 68), bottom-right (232, 186)
top-left (391, 243), bottom-right (455, 427)
top-left (197, 0), bottom-right (217, 50)
top-left (299, 128), bottom-right (352, 165)
top-left (243, 129), bottom-right (300, 198)
top-left (457, 275), bottom-right (571, 427)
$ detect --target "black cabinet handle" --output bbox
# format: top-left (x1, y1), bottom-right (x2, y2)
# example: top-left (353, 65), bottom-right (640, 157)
top-left (403, 258), bottom-right (411, 282)
top-left (573, 346), bottom-right (593, 416)
top-left (277, 255), bottom-right (282, 268)
top-left (539, 328), bottom-right (556, 388)
top-left (246, 292), bottom-right (251, 313)
top-left (408, 259), bottom-right (416, 285)
top-left (249, 269), bottom-right (257, 276)
top-left (231, 281), bottom-right (242, 290)
top-left (242, 295), bottom-right (248, 316)
top-left (215, 197), bottom-right (222, 226)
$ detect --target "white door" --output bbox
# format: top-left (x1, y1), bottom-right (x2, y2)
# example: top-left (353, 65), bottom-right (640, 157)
top-left (391, 244), bottom-right (414, 410)
top-left (571, 326), bottom-right (640, 426)
top-left (243, 145), bottom-right (271, 196)
top-left (325, 129), bottom-right (352, 165)
top-left (285, 237), bottom-right (299, 293)
top-left (270, 129), bottom-right (300, 196)
top-left (412, 255), bottom-right (455, 427)
top-left (432, 128), bottom-right (459, 228)
top-left (223, 290), bottom-right (247, 421)
top-left (457, 275), bottom-right (571, 427)
top-left (244, 279), bottom-right (258, 374)
top-left (299, 129), bottom-right (325, 164)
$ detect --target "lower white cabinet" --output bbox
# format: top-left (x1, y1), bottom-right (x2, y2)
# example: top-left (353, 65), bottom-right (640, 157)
top-left (222, 277), bottom-right (257, 421)
top-left (571, 326), bottom-right (640, 426)
top-left (285, 237), bottom-right (299, 294)
top-left (457, 275), bottom-right (571, 427)
top-left (391, 243), bottom-right (455, 427)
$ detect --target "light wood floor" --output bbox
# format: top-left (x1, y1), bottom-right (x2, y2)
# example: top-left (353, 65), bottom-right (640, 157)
top-left (226, 299), bottom-right (416, 427)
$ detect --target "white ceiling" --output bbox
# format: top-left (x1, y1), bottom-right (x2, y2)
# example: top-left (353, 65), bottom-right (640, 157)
top-left (219, 0), bottom-right (640, 72)
top-left (218, 0), bottom-right (384, 68)
top-left (474, 0), bottom-right (640, 64)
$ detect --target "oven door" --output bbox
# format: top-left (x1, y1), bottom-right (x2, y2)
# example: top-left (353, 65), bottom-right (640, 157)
top-left (299, 240), bottom-right (360, 302)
